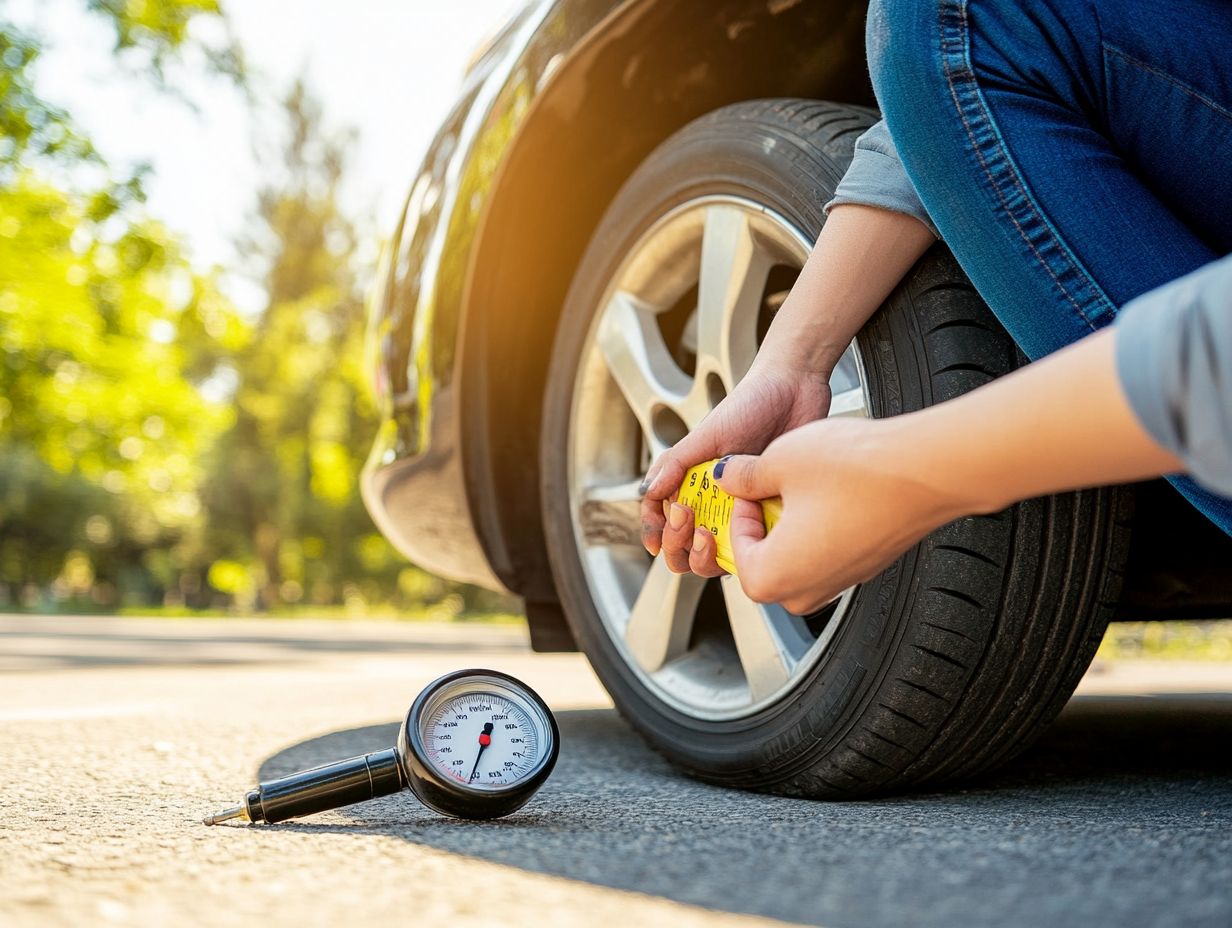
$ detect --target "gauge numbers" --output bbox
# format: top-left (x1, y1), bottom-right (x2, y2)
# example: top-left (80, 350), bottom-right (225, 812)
top-left (423, 692), bottom-right (541, 789)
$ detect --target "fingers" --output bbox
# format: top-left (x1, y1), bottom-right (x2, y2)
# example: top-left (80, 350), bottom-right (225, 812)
top-left (641, 496), bottom-right (726, 576)
top-left (729, 500), bottom-right (844, 614)
top-left (687, 528), bottom-right (726, 578)
top-left (729, 496), bottom-right (812, 609)
top-left (660, 502), bottom-right (696, 573)
top-left (640, 423), bottom-right (723, 501)
top-left (782, 587), bottom-right (844, 618)
top-left (638, 431), bottom-right (723, 555)
top-left (638, 452), bottom-right (687, 556)
top-left (639, 494), bottom-right (667, 556)
top-left (714, 453), bottom-right (779, 501)
top-left (728, 498), bottom-right (777, 598)
top-left (638, 452), bottom-right (688, 557)
top-left (639, 454), bottom-right (684, 501)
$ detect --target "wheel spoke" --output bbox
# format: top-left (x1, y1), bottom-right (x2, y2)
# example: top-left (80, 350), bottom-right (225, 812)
top-left (597, 292), bottom-right (692, 445)
top-left (695, 204), bottom-right (773, 387)
top-left (624, 558), bottom-right (705, 673)
top-left (722, 577), bottom-right (812, 703)
top-left (828, 384), bottom-right (869, 418)
top-left (577, 479), bottom-right (643, 547)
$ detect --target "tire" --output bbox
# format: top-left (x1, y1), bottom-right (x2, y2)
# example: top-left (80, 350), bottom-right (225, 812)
top-left (540, 99), bottom-right (1133, 797)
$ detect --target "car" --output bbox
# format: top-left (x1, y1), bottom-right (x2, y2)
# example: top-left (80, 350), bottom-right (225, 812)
top-left (361, 0), bottom-right (1232, 797)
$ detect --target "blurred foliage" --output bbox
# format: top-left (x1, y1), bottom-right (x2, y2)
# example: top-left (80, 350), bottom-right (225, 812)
top-left (0, 26), bottom-right (97, 167)
top-left (2, 0), bottom-right (242, 171)
top-left (86, 0), bottom-right (245, 83)
top-left (0, 1), bottom-right (509, 618)
top-left (1097, 621), bottom-right (1232, 662)
top-left (0, 168), bottom-right (240, 603)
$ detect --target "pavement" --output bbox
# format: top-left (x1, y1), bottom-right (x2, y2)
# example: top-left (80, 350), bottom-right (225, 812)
top-left (1, 615), bottom-right (1230, 928)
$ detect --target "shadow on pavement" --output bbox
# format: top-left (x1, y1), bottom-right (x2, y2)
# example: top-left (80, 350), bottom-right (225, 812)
top-left (257, 694), bottom-right (1232, 928)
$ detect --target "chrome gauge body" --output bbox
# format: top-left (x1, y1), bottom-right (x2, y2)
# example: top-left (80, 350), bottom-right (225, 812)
top-left (401, 669), bottom-right (559, 819)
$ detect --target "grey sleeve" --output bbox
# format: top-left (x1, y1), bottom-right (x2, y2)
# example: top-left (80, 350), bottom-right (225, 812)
top-left (823, 119), bottom-right (939, 238)
top-left (1115, 254), bottom-right (1232, 497)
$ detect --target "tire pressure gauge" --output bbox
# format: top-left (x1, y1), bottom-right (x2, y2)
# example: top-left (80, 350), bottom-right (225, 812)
top-left (203, 669), bottom-right (559, 825)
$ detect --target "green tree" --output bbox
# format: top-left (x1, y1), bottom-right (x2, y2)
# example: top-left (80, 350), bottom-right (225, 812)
top-left (200, 81), bottom-right (399, 610)
top-left (0, 171), bottom-right (246, 600)
top-left (1, 3), bottom-right (505, 616)
top-left (1, 1), bottom-right (242, 171)
top-left (0, 0), bottom-right (246, 607)
top-left (85, 0), bottom-right (244, 86)
top-left (199, 80), bottom-right (508, 617)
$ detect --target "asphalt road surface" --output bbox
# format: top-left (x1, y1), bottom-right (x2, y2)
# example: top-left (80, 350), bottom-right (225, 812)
top-left (1, 615), bottom-right (1230, 928)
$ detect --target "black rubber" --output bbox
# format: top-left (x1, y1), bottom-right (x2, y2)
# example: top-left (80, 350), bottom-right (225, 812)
top-left (540, 99), bottom-right (1134, 798)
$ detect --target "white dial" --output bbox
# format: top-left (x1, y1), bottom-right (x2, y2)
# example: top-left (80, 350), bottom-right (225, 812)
top-left (421, 690), bottom-right (542, 790)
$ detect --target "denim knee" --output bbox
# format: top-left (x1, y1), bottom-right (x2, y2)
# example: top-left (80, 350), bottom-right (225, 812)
top-left (865, 0), bottom-right (943, 126)
top-left (870, 0), bottom-right (1103, 126)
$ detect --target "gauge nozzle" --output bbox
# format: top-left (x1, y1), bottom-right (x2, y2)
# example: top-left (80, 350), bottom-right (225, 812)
top-left (202, 805), bottom-right (249, 826)
top-left (201, 748), bottom-right (403, 826)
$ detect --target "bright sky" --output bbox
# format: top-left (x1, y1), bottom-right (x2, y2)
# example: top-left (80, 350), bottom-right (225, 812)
top-left (10, 0), bottom-right (523, 309)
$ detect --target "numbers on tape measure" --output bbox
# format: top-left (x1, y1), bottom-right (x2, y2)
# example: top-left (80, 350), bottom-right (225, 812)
top-left (674, 459), bottom-right (781, 576)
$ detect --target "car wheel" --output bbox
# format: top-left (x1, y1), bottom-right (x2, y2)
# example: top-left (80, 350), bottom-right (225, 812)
top-left (540, 99), bottom-right (1133, 797)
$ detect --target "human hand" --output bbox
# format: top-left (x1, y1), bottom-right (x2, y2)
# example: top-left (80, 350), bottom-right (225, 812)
top-left (639, 365), bottom-right (832, 576)
top-left (716, 416), bottom-right (972, 614)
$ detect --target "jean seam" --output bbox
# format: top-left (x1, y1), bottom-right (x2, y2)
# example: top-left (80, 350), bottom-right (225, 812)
top-left (937, 0), bottom-right (1117, 332)
top-left (1103, 42), bottom-right (1232, 125)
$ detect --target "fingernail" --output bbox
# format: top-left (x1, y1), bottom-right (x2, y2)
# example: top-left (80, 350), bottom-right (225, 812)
top-left (668, 504), bottom-right (689, 530)
top-left (713, 454), bottom-right (732, 479)
top-left (691, 530), bottom-right (706, 553)
top-left (641, 523), bottom-right (661, 556)
top-left (638, 463), bottom-right (661, 496)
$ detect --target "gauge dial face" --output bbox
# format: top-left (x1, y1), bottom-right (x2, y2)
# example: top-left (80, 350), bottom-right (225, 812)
top-left (420, 688), bottom-right (545, 790)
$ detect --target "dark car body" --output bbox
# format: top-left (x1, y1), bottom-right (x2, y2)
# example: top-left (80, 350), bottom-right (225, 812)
top-left (363, 0), bottom-right (1232, 650)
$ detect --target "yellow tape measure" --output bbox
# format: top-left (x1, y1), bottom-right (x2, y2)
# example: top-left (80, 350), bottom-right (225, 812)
top-left (676, 459), bottom-right (781, 575)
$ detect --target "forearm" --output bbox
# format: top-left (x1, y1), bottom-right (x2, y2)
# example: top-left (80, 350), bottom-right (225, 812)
top-left (898, 328), bottom-right (1184, 516)
top-left (755, 204), bottom-right (935, 377)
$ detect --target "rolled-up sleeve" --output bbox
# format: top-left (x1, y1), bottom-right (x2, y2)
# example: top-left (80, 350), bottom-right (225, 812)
top-left (824, 119), bottom-right (939, 238)
top-left (1116, 254), bottom-right (1232, 496)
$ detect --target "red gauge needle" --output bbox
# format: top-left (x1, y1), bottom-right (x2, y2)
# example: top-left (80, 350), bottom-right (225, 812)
top-left (468, 722), bottom-right (495, 783)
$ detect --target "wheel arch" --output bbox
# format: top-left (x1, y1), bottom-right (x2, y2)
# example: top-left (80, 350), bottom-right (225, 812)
top-left (462, 0), bottom-right (873, 649)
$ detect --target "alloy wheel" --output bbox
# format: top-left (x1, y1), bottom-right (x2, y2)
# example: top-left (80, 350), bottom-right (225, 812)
top-left (566, 194), bottom-right (872, 721)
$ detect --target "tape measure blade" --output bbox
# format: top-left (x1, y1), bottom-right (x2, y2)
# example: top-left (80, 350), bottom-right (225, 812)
top-left (762, 497), bottom-right (782, 532)
top-left (673, 460), bottom-right (786, 577)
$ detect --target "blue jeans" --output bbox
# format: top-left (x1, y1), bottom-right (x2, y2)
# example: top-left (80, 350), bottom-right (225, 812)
top-left (867, 0), bottom-right (1232, 535)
